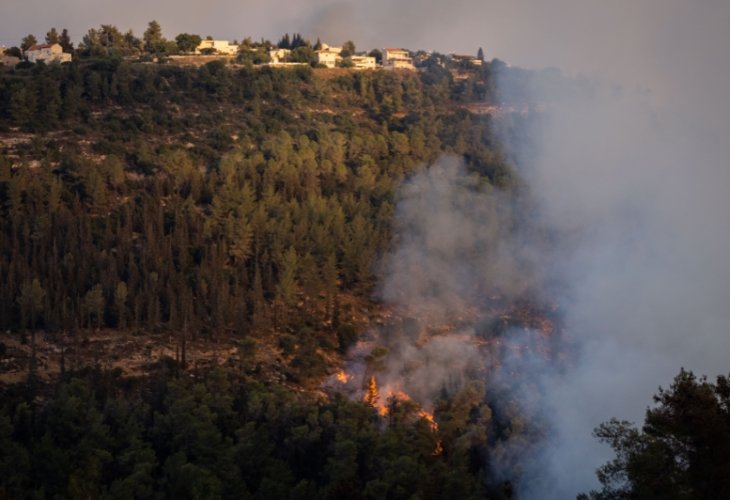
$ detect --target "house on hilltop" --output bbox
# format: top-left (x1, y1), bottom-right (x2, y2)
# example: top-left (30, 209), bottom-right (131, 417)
top-left (320, 43), bottom-right (342, 54)
top-left (450, 53), bottom-right (483, 67)
top-left (315, 48), bottom-right (341, 68)
top-left (195, 40), bottom-right (238, 55)
top-left (268, 48), bottom-right (291, 63)
top-left (381, 48), bottom-right (414, 70)
top-left (24, 43), bottom-right (71, 64)
top-left (348, 55), bottom-right (376, 70)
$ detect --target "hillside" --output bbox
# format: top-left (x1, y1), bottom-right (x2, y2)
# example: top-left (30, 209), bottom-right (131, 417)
top-left (0, 57), bottom-right (560, 498)
top-left (0, 58), bottom-right (527, 373)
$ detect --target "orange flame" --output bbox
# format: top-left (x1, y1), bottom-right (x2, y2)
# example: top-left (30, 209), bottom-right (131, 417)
top-left (364, 376), bottom-right (443, 455)
top-left (335, 370), bottom-right (351, 384)
top-left (418, 409), bottom-right (439, 433)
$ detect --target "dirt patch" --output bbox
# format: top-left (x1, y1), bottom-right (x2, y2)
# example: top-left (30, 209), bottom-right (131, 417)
top-left (0, 329), bottom-right (270, 386)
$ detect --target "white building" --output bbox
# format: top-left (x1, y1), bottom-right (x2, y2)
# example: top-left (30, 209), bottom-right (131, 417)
top-left (268, 48), bottom-right (291, 63)
top-left (315, 49), bottom-right (341, 68)
top-left (348, 55), bottom-right (376, 70)
top-left (24, 43), bottom-right (72, 64)
top-left (450, 53), bottom-right (483, 67)
top-left (320, 43), bottom-right (342, 54)
top-left (381, 48), bottom-right (414, 71)
top-left (195, 40), bottom-right (238, 55)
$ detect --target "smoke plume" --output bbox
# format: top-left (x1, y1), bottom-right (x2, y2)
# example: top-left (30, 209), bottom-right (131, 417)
top-left (489, 3), bottom-right (730, 497)
top-left (374, 3), bottom-right (730, 496)
top-left (370, 158), bottom-right (535, 409)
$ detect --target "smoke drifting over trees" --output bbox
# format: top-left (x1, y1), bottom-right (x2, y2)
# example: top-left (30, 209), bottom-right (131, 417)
top-left (488, 3), bottom-right (730, 498)
top-left (366, 158), bottom-right (561, 494)
top-left (380, 158), bottom-right (536, 318)
top-left (371, 2), bottom-right (730, 497)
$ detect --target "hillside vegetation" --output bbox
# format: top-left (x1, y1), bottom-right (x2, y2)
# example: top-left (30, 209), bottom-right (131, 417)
top-left (0, 59), bottom-right (524, 351)
top-left (0, 57), bottom-right (551, 498)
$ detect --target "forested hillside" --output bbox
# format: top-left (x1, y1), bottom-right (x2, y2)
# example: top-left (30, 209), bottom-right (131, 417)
top-left (0, 57), bottom-right (547, 498)
top-left (0, 58), bottom-right (519, 338)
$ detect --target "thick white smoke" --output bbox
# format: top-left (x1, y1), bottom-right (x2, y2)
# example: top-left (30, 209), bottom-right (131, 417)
top-left (375, 2), bottom-right (730, 494)
top-left (379, 158), bottom-right (537, 317)
top-left (493, 4), bottom-right (730, 496)
top-left (372, 158), bottom-right (537, 409)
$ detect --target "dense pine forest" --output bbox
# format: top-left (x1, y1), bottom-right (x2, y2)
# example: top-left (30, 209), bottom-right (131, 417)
top-left (3, 46), bottom-right (727, 499)
top-left (0, 56), bottom-right (521, 339)
top-left (0, 53), bottom-right (538, 498)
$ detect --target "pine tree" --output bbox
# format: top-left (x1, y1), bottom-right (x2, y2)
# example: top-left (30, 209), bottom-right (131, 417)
top-left (17, 278), bottom-right (46, 375)
top-left (277, 33), bottom-right (291, 49)
top-left (20, 34), bottom-right (37, 52)
top-left (143, 20), bottom-right (163, 54)
top-left (277, 247), bottom-right (298, 307)
top-left (114, 282), bottom-right (128, 328)
top-left (59, 29), bottom-right (73, 52)
top-left (45, 28), bottom-right (60, 45)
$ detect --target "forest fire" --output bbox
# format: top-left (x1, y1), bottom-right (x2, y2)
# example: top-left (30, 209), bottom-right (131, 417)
top-left (364, 375), bottom-right (441, 440)
top-left (327, 294), bottom-right (563, 464)
top-left (334, 370), bottom-right (351, 384)
top-left (417, 407), bottom-right (439, 434)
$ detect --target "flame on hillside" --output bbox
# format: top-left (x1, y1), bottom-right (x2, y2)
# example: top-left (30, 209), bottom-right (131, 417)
top-left (364, 375), bottom-right (443, 454)
top-left (334, 370), bottom-right (351, 384)
top-left (325, 296), bottom-right (562, 461)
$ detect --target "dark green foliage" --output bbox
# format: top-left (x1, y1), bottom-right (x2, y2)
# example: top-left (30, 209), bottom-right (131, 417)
top-left (20, 34), bottom-right (37, 52)
top-left (79, 25), bottom-right (141, 58)
top-left (59, 29), bottom-right (74, 53)
top-left (176, 33), bottom-right (202, 53)
top-left (0, 368), bottom-right (489, 498)
top-left (143, 20), bottom-right (166, 55)
top-left (4, 46), bottom-right (22, 59)
top-left (0, 59), bottom-right (521, 342)
top-left (580, 369), bottom-right (730, 500)
top-left (0, 39), bottom-right (577, 500)
top-left (290, 33), bottom-right (309, 49)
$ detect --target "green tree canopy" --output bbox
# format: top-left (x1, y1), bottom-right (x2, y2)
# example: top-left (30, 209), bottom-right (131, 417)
top-left (45, 28), bottom-right (60, 45)
top-left (175, 33), bottom-right (202, 53)
top-left (341, 40), bottom-right (356, 57)
top-left (580, 368), bottom-right (730, 500)
top-left (59, 28), bottom-right (73, 52)
top-left (143, 20), bottom-right (165, 54)
top-left (20, 34), bottom-right (37, 51)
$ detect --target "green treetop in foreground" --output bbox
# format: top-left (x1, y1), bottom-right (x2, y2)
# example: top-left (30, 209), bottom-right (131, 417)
top-left (580, 369), bottom-right (730, 500)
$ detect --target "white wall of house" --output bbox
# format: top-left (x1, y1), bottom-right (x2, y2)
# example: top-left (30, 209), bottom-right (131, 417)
top-left (195, 40), bottom-right (238, 55)
top-left (25, 43), bottom-right (71, 64)
top-left (315, 50), bottom-right (341, 68)
top-left (381, 48), bottom-right (414, 70)
top-left (320, 43), bottom-right (342, 54)
top-left (349, 55), bottom-right (376, 70)
top-left (384, 59), bottom-right (415, 70)
top-left (268, 48), bottom-right (291, 63)
top-left (450, 54), bottom-right (483, 66)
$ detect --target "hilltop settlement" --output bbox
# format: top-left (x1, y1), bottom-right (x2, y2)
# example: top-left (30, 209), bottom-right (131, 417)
top-left (1, 21), bottom-right (485, 72)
